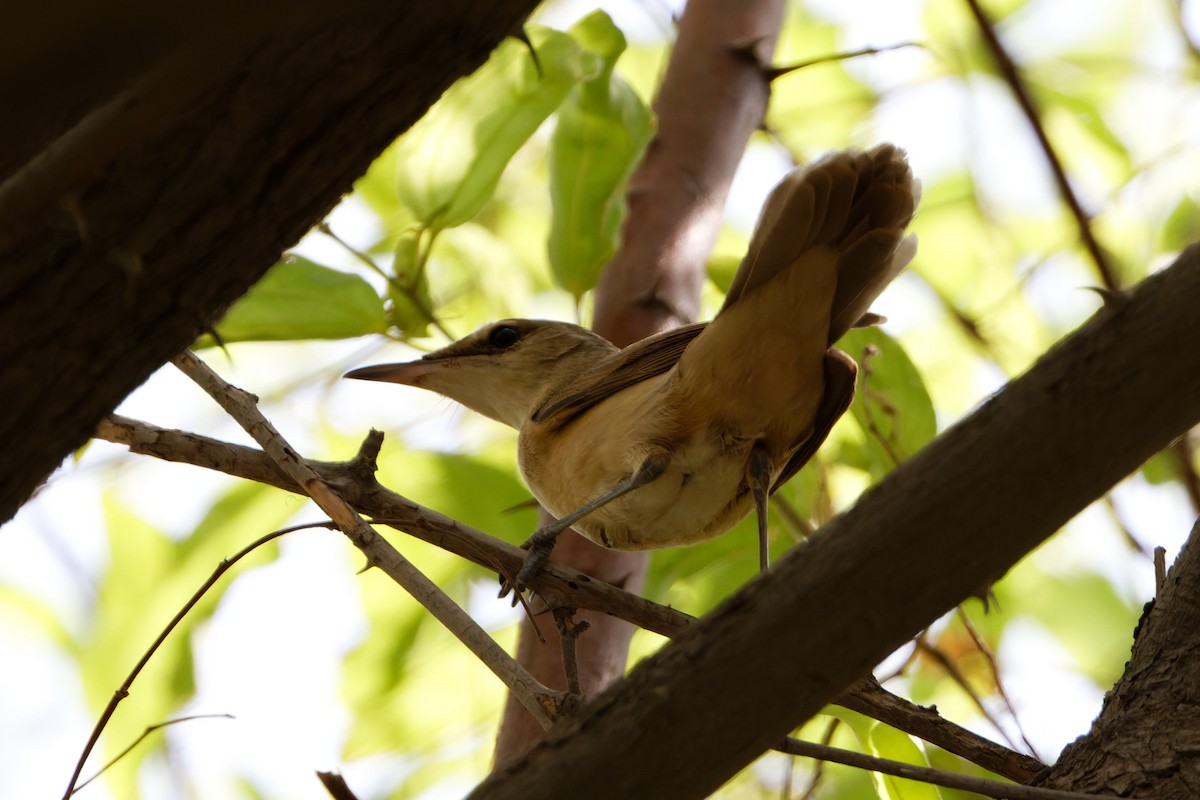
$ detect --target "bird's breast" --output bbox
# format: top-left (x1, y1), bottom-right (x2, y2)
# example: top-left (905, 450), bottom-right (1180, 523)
top-left (518, 378), bottom-right (765, 550)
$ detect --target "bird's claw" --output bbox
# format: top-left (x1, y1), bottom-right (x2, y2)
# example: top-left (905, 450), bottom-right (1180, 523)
top-left (497, 527), bottom-right (559, 600)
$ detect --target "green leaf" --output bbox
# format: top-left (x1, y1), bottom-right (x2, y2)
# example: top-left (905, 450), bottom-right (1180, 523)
top-left (1141, 448), bottom-right (1181, 485)
top-left (832, 710), bottom-right (944, 800)
top-left (1161, 195), bottom-right (1200, 253)
top-left (839, 327), bottom-right (937, 477)
top-left (705, 254), bottom-right (742, 295)
top-left (207, 256), bottom-right (386, 345)
top-left (396, 27), bottom-right (596, 231)
top-left (868, 724), bottom-right (946, 800)
top-left (547, 11), bottom-right (654, 299)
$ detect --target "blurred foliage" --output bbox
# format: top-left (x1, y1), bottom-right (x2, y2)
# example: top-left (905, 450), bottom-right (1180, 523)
top-left (5, 1), bottom-right (1200, 799)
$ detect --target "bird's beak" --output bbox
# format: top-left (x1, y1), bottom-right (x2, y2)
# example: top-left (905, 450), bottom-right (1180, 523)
top-left (343, 359), bottom-right (448, 386)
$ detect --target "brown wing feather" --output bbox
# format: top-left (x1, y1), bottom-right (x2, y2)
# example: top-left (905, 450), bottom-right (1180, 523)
top-left (532, 322), bottom-right (709, 424)
top-left (770, 348), bottom-right (858, 492)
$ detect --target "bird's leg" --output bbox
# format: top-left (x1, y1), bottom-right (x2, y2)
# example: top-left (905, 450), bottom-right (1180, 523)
top-left (747, 442), bottom-right (773, 572)
top-left (511, 452), bottom-right (670, 592)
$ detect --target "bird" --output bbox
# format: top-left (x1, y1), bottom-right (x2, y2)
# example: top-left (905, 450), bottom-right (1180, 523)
top-left (346, 144), bottom-right (919, 589)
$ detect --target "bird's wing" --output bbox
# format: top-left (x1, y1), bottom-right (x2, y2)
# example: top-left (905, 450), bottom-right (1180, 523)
top-left (771, 348), bottom-right (858, 492)
top-left (532, 322), bottom-right (709, 424)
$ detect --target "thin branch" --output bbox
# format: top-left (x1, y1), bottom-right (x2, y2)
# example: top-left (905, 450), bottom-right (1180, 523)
top-left (73, 714), bottom-right (235, 794)
top-left (957, 607), bottom-right (1041, 760)
top-left (798, 718), bottom-right (839, 800)
top-left (552, 608), bottom-right (589, 697)
top-left (62, 522), bottom-right (321, 799)
top-left (94, 412), bottom-right (1044, 783)
top-left (915, 637), bottom-right (1023, 753)
top-left (1170, 435), bottom-right (1200, 515)
top-left (764, 41), bottom-right (924, 81)
top-left (962, 0), bottom-right (1120, 291)
top-left (317, 771), bottom-right (363, 800)
top-left (777, 737), bottom-right (1125, 800)
top-left (170, 350), bottom-right (565, 729)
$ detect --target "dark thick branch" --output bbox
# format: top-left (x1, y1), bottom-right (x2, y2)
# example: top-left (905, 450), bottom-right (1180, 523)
top-left (469, 249), bottom-right (1200, 798)
top-left (0, 0), bottom-right (539, 522)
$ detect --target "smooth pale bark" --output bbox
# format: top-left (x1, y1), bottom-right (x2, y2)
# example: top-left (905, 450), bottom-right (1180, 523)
top-left (493, 0), bottom-right (787, 763)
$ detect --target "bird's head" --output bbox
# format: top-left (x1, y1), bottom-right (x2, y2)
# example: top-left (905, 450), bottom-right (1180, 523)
top-left (344, 319), bottom-right (617, 429)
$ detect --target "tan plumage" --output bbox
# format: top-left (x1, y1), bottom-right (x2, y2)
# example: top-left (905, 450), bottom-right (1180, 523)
top-left (347, 144), bottom-right (919, 578)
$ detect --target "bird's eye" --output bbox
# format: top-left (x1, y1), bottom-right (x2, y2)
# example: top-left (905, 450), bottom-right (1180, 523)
top-left (488, 325), bottom-right (521, 349)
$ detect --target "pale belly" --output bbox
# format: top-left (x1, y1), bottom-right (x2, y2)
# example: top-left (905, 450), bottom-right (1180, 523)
top-left (518, 381), bottom-right (763, 550)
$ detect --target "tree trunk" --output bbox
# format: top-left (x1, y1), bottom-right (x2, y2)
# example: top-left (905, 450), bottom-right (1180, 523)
top-left (1037, 517), bottom-right (1200, 798)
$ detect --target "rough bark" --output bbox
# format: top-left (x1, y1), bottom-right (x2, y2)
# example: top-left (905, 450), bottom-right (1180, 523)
top-left (492, 0), bottom-right (786, 763)
top-left (1037, 519), bottom-right (1200, 798)
top-left (0, 0), bottom-right (539, 522)
top-left (470, 249), bottom-right (1200, 798)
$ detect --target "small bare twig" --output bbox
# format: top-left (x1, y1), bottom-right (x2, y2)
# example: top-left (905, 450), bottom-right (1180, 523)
top-left (798, 718), bottom-right (840, 800)
top-left (915, 636), bottom-right (1024, 754)
top-left (1155, 546), bottom-right (1168, 595)
top-left (73, 714), bottom-right (234, 794)
top-left (62, 522), bottom-right (322, 799)
top-left (777, 736), bottom-right (1128, 800)
top-left (552, 608), bottom-right (590, 697)
top-left (957, 607), bottom-right (1041, 760)
top-left (171, 350), bottom-right (565, 729)
top-left (764, 41), bottom-right (924, 81)
top-left (859, 345), bottom-right (906, 467)
top-left (316, 770), bottom-right (362, 800)
top-left (962, 0), bottom-right (1120, 291)
top-left (770, 493), bottom-right (816, 542)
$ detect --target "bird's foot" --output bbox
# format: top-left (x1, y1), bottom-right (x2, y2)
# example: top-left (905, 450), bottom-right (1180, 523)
top-left (498, 525), bottom-right (562, 600)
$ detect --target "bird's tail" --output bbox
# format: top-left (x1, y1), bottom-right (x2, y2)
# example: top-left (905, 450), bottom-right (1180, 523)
top-left (722, 144), bottom-right (919, 343)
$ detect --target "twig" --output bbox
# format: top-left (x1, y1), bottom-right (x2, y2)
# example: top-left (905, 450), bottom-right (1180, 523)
top-left (915, 637), bottom-right (1023, 754)
top-left (798, 718), bottom-right (839, 800)
top-left (859, 345), bottom-right (906, 467)
top-left (552, 608), bottom-right (590, 697)
top-left (95, 412), bottom-right (1045, 783)
top-left (62, 522), bottom-right (322, 799)
top-left (317, 771), bottom-right (362, 800)
top-left (170, 350), bottom-right (565, 729)
top-left (777, 737), bottom-right (1127, 800)
top-left (1155, 546), bottom-right (1168, 595)
top-left (957, 607), bottom-right (1041, 760)
top-left (769, 493), bottom-right (816, 541)
top-left (962, 0), bottom-right (1120, 291)
top-left (764, 41), bottom-right (924, 81)
top-left (1170, 436), bottom-right (1200, 515)
top-left (316, 222), bottom-right (454, 341)
top-left (73, 714), bottom-right (235, 794)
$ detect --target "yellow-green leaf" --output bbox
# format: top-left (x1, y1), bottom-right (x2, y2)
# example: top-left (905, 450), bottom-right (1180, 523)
top-left (547, 10), bottom-right (654, 299)
top-left (840, 327), bottom-right (937, 477)
top-left (208, 256), bottom-right (386, 345)
top-left (396, 27), bottom-right (596, 231)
